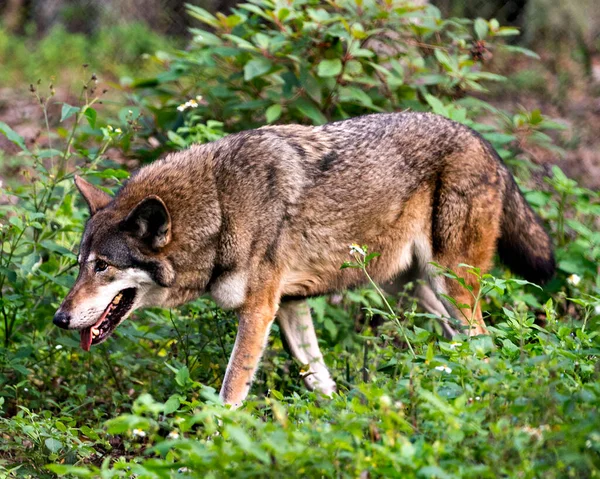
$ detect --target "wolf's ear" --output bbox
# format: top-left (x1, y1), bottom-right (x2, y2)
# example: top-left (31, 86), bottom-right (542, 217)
top-left (74, 175), bottom-right (112, 215)
top-left (122, 195), bottom-right (171, 250)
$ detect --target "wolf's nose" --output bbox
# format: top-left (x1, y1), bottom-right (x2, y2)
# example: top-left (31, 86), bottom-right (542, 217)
top-left (53, 311), bottom-right (71, 329)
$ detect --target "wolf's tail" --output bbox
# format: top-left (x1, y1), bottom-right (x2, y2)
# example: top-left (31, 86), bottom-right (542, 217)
top-left (497, 173), bottom-right (555, 285)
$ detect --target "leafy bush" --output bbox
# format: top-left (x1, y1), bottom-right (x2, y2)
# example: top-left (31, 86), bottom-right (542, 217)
top-left (0, 1), bottom-right (599, 478)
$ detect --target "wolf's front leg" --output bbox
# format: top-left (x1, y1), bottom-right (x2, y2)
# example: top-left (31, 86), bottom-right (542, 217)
top-left (219, 288), bottom-right (279, 408)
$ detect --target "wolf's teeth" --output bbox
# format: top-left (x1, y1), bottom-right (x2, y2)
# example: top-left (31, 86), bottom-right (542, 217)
top-left (112, 293), bottom-right (122, 305)
top-left (91, 327), bottom-right (100, 337)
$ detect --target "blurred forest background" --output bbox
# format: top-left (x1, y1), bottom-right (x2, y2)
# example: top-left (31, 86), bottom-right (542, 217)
top-left (1, 0), bottom-right (599, 186)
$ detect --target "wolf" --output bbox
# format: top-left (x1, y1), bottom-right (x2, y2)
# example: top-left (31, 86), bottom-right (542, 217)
top-left (53, 112), bottom-right (555, 407)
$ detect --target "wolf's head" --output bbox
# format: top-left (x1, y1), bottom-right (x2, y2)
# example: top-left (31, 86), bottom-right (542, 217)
top-left (54, 176), bottom-right (175, 351)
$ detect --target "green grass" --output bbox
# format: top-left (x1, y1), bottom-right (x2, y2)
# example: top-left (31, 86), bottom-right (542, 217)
top-left (1, 292), bottom-right (600, 478)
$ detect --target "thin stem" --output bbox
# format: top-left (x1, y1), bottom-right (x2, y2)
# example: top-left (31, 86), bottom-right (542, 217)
top-left (358, 255), bottom-right (416, 357)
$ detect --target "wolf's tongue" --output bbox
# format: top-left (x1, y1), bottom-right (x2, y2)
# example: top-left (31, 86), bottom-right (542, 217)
top-left (80, 327), bottom-right (92, 352)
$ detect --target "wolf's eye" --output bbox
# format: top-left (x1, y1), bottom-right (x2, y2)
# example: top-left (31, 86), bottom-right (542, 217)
top-left (94, 260), bottom-right (108, 273)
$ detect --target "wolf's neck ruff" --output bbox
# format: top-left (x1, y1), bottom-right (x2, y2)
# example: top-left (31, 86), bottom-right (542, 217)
top-left (54, 112), bottom-right (555, 407)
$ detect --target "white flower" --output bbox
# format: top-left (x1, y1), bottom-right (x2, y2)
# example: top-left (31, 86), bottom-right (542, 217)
top-left (594, 304), bottom-right (600, 315)
top-left (521, 425), bottom-right (548, 441)
top-left (132, 428), bottom-right (146, 438)
top-left (55, 345), bottom-right (63, 350)
top-left (168, 430), bottom-right (180, 440)
top-left (114, 128), bottom-right (122, 134)
top-left (567, 274), bottom-right (581, 286)
top-left (195, 95), bottom-right (203, 102)
top-left (449, 342), bottom-right (462, 350)
top-left (434, 365), bottom-right (452, 374)
top-left (475, 396), bottom-right (481, 401)
top-left (177, 98), bottom-right (200, 112)
top-left (107, 125), bottom-right (113, 131)
top-left (349, 244), bottom-right (365, 257)
top-left (379, 395), bottom-right (391, 407)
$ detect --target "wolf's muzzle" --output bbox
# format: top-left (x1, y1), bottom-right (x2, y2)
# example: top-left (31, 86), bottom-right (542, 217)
top-left (53, 311), bottom-right (71, 329)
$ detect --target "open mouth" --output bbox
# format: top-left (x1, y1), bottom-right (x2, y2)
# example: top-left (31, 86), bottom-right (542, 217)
top-left (80, 288), bottom-right (137, 351)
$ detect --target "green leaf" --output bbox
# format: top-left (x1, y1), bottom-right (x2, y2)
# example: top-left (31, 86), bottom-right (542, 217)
top-left (226, 425), bottom-right (270, 463)
top-left (83, 107), bottom-right (97, 129)
top-left (265, 104), bottom-right (282, 123)
top-left (60, 104), bottom-right (80, 122)
top-left (36, 149), bottom-right (63, 158)
top-left (474, 18), bottom-right (488, 40)
top-left (175, 366), bottom-right (190, 387)
top-left (317, 58), bottom-right (342, 78)
top-left (38, 270), bottom-right (74, 289)
top-left (495, 27), bottom-right (520, 37)
top-left (45, 438), bottom-right (62, 453)
top-left (167, 131), bottom-right (187, 149)
top-left (186, 5), bottom-right (220, 27)
top-left (425, 94), bottom-right (448, 116)
top-left (164, 395), bottom-right (181, 415)
top-left (0, 267), bottom-right (17, 284)
top-left (0, 121), bottom-right (28, 151)
top-left (294, 98), bottom-right (327, 125)
top-left (244, 57), bottom-right (273, 81)
top-left (500, 44), bottom-right (540, 59)
top-left (426, 342), bottom-right (434, 362)
top-left (9, 216), bottom-right (24, 230)
top-left (54, 421), bottom-right (67, 433)
top-left (46, 465), bottom-right (93, 477)
top-left (40, 240), bottom-right (76, 259)
top-left (80, 425), bottom-right (99, 440)
top-left (339, 86), bottom-right (377, 109)
top-left (190, 28), bottom-right (223, 46)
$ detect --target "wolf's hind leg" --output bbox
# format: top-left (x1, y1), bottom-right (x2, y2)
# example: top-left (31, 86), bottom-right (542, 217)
top-left (414, 283), bottom-right (458, 338)
top-left (277, 299), bottom-right (336, 396)
top-left (385, 258), bottom-right (458, 337)
top-left (430, 163), bottom-right (504, 336)
top-left (429, 275), bottom-right (488, 337)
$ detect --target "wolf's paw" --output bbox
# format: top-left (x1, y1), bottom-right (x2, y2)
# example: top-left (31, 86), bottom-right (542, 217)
top-left (303, 372), bottom-right (337, 398)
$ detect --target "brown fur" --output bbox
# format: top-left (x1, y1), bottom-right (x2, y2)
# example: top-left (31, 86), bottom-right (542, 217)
top-left (55, 112), bottom-right (555, 406)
